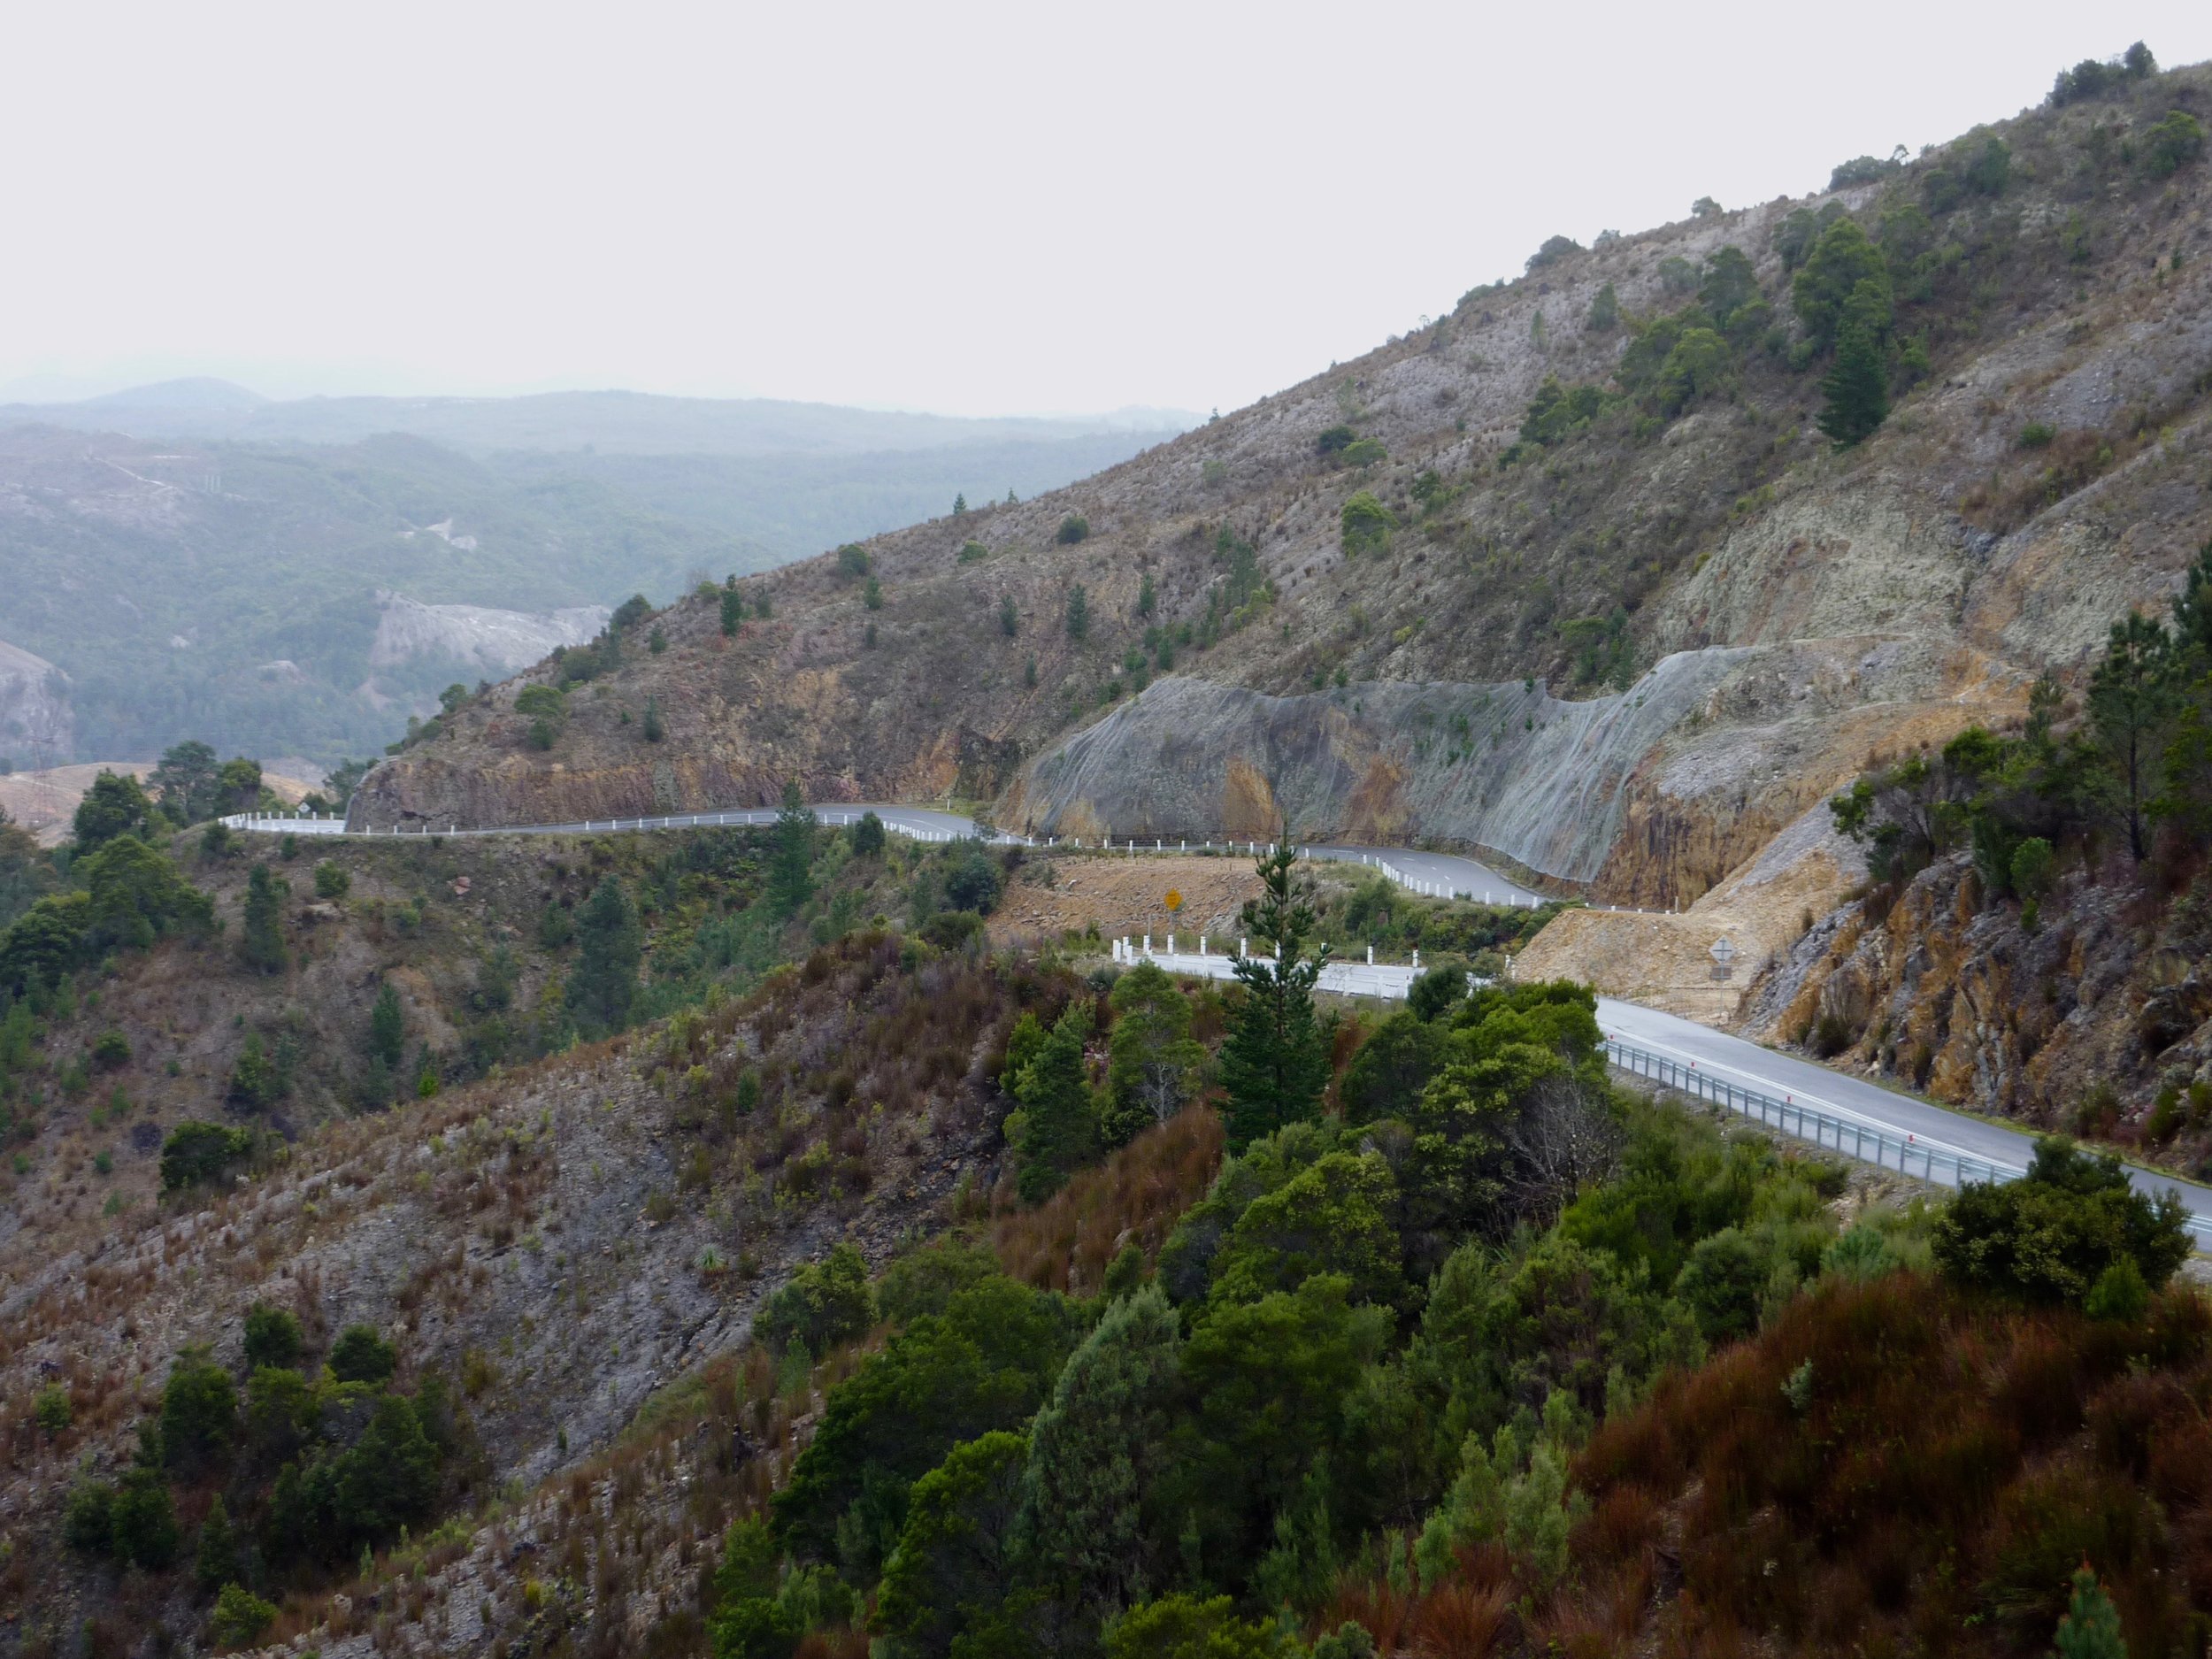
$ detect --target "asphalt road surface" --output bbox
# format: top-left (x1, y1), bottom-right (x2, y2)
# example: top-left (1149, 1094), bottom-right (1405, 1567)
top-left (234, 800), bottom-right (2212, 1240)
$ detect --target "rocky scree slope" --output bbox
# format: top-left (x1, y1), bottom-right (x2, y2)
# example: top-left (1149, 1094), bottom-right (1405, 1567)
top-left (356, 64), bottom-right (2212, 921)
top-left (0, 930), bottom-right (1021, 1645)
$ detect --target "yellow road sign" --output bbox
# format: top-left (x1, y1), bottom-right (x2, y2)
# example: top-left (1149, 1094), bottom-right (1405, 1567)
top-left (1164, 888), bottom-right (1183, 912)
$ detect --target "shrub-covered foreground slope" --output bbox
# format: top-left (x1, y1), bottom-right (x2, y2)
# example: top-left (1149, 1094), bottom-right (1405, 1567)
top-left (4, 802), bottom-right (2202, 1656)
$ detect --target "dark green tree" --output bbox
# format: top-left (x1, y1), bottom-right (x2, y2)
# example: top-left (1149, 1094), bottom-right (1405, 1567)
top-left (642, 696), bottom-right (664, 742)
top-left (1792, 217), bottom-right (1889, 351)
top-left (1010, 1000), bottom-right (1100, 1202)
top-left (757, 1241), bottom-right (874, 1356)
top-left (1102, 963), bottom-right (1204, 1148)
top-left (2051, 1563), bottom-right (2127, 1659)
top-left (240, 863), bottom-right (287, 973)
top-left (195, 1494), bottom-right (240, 1591)
top-left (1933, 1138), bottom-right (2193, 1302)
top-left (73, 771), bottom-right (159, 849)
top-left (329, 1324), bottom-right (398, 1386)
top-left (161, 1352), bottom-right (238, 1473)
top-left (1816, 323), bottom-right (1889, 445)
top-left (369, 979), bottom-right (405, 1068)
top-left (150, 741), bottom-right (222, 823)
top-left (2089, 612), bottom-right (2177, 861)
top-left (768, 781), bottom-right (817, 918)
top-left (1066, 584), bottom-right (1090, 641)
top-left (109, 1467), bottom-right (180, 1569)
top-left (1016, 1286), bottom-right (1183, 1617)
top-left (1137, 572), bottom-right (1156, 618)
top-left (243, 1302), bottom-right (303, 1371)
top-left (722, 587), bottom-right (745, 635)
top-left (849, 810), bottom-right (887, 857)
top-left (876, 1431), bottom-right (1030, 1656)
top-left (159, 1122), bottom-right (252, 1192)
top-left (1000, 594), bottom-right (1018, 637)
top-left (227, 1033), bottom-right (283, 1111)
top-left (566, 875), bottom-right (643, 1034)
top-left (1218, 844), bottom-right (1331, 1151)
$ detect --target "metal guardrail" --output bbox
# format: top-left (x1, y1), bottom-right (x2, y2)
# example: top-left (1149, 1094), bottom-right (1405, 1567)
top-left (1601, 1037), bottom-right (2024, 1190)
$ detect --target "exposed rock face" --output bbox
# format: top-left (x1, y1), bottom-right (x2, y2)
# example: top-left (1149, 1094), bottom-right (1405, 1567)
top-left (1740, 854), bottom-right (2212, 1163)
top-left (1516, 803), bottom-right (1869, 1025)
top-left (0, 636), bottom-right (72, 760)
top-left (1009, 634), bottom-right (2023, 902)
top-left (367, 592), bottom-right (610, 681)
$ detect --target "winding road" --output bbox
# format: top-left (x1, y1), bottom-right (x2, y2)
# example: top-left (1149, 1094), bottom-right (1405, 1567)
top-left (234, 802), bottom-right (2212, 1240)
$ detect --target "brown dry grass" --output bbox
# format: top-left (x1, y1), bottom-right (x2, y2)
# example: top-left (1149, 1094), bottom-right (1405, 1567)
top-left (994, 1104), bottom-right (1225, 1294)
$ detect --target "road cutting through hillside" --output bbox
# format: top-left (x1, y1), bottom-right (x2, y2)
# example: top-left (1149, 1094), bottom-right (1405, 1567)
top-left (229, 800), bottom-right (2212, 1239)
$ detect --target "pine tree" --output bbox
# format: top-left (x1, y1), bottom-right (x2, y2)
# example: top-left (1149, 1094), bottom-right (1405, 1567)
top-left (642, 696), bottom-right (664, 742)
top-left (1017, 1286), bottom-right (1182, 1614)
top-left (767, 781), bottom-right (817, 918)
top-left (1065, 584), bottom-right (1090, 641)
top-left (1816, 324), bottom-right (1889, 446)
top-left (194, 1494), bottom-right (239, 1592)
top-left (2052, 1564), bottom-right (2127, 1659)
top-left (1218, 841), bottom-right (1331, 1151)
top-left (953, 492), bottom-right (968, 514)
top-left (566, 877), bottom-right (642, 1035)
top-left (368, 979), bottom-right (404, 1068)
top-left (1137, 572), bottom-right (1156, 618)
top-left (1011, 1000), bottom-right (1099, 1202)
top-left (239, 864), bottom-right (287, 973)
top-left (721, 587), bottom-right (744, 635)
top-left (1000, 594), bottom-right (1018, 637)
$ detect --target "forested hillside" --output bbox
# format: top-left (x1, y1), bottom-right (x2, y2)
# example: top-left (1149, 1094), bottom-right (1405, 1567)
top-left (0, 401), bottom-right (1179, 767)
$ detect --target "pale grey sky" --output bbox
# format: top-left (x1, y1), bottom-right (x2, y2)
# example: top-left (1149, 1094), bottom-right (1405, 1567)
top-left (4, 1), bottom-right (2208, 418)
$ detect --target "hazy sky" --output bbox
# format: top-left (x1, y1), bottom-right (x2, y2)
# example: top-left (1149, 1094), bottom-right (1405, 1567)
top-left (5, 2), bottom-right (2209, 419)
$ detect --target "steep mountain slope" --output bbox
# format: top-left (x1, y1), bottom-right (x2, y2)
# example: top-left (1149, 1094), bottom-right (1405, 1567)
top-left (354, 63), bottom-right (2212, 928)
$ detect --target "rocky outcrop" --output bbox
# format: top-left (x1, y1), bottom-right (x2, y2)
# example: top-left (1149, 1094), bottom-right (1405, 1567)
top-left (1740, 853), bottom-right (2212, 1167)
top-left (0, 636), bottom-right (71, 761)
top-left (366, 592), bottom-right (610, 680)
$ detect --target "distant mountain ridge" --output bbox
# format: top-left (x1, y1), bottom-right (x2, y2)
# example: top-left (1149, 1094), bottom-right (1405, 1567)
top-left (1, 380), bottom-right (1201, 457)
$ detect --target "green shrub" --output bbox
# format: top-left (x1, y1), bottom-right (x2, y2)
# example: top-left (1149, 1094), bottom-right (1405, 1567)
top-left (312, 860), bottom-right (350, 898)
top-left (757, 1240), bottom-right (873, 1356)
top-left (110, 1467), bottom-right (180, 1568)
top-left (159, 1121), bottom-right (252, 1192)
top-left (63, 1479), bottom-right (114, 1554)
top-left (244, 1302), bottom-right (304, 1371)
top-left (1340, 491), bottom-right (1396, 557)
top-left (34, 1383), bottom-right (72, 1435)
top-left (2140, 109), bottom-right (2207, 179)
top-left (91, 1028), bottom-right (130, 1070)
top-left (1932, 1139), bottom-right (2192, 1302)
top-left (1525, 234), bottom-right (1581, 271)
top-left (835, 542), bottom-right (872, 579)
top-left (209, 1582), bottom-right (279, 1650)
top-left (2018, 422), bottom-right (2057, 449)
top-left (957, 540), bottom-right (988, 565)
top-left (1315, 426), bottom-right (1355, 456)
top-left (329, 1324), bottom-right (397, 1386)
top-left (1340, 437), bottom-right (1386, 467)
top-left (1056, 514), bottom-right (1091, 546)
